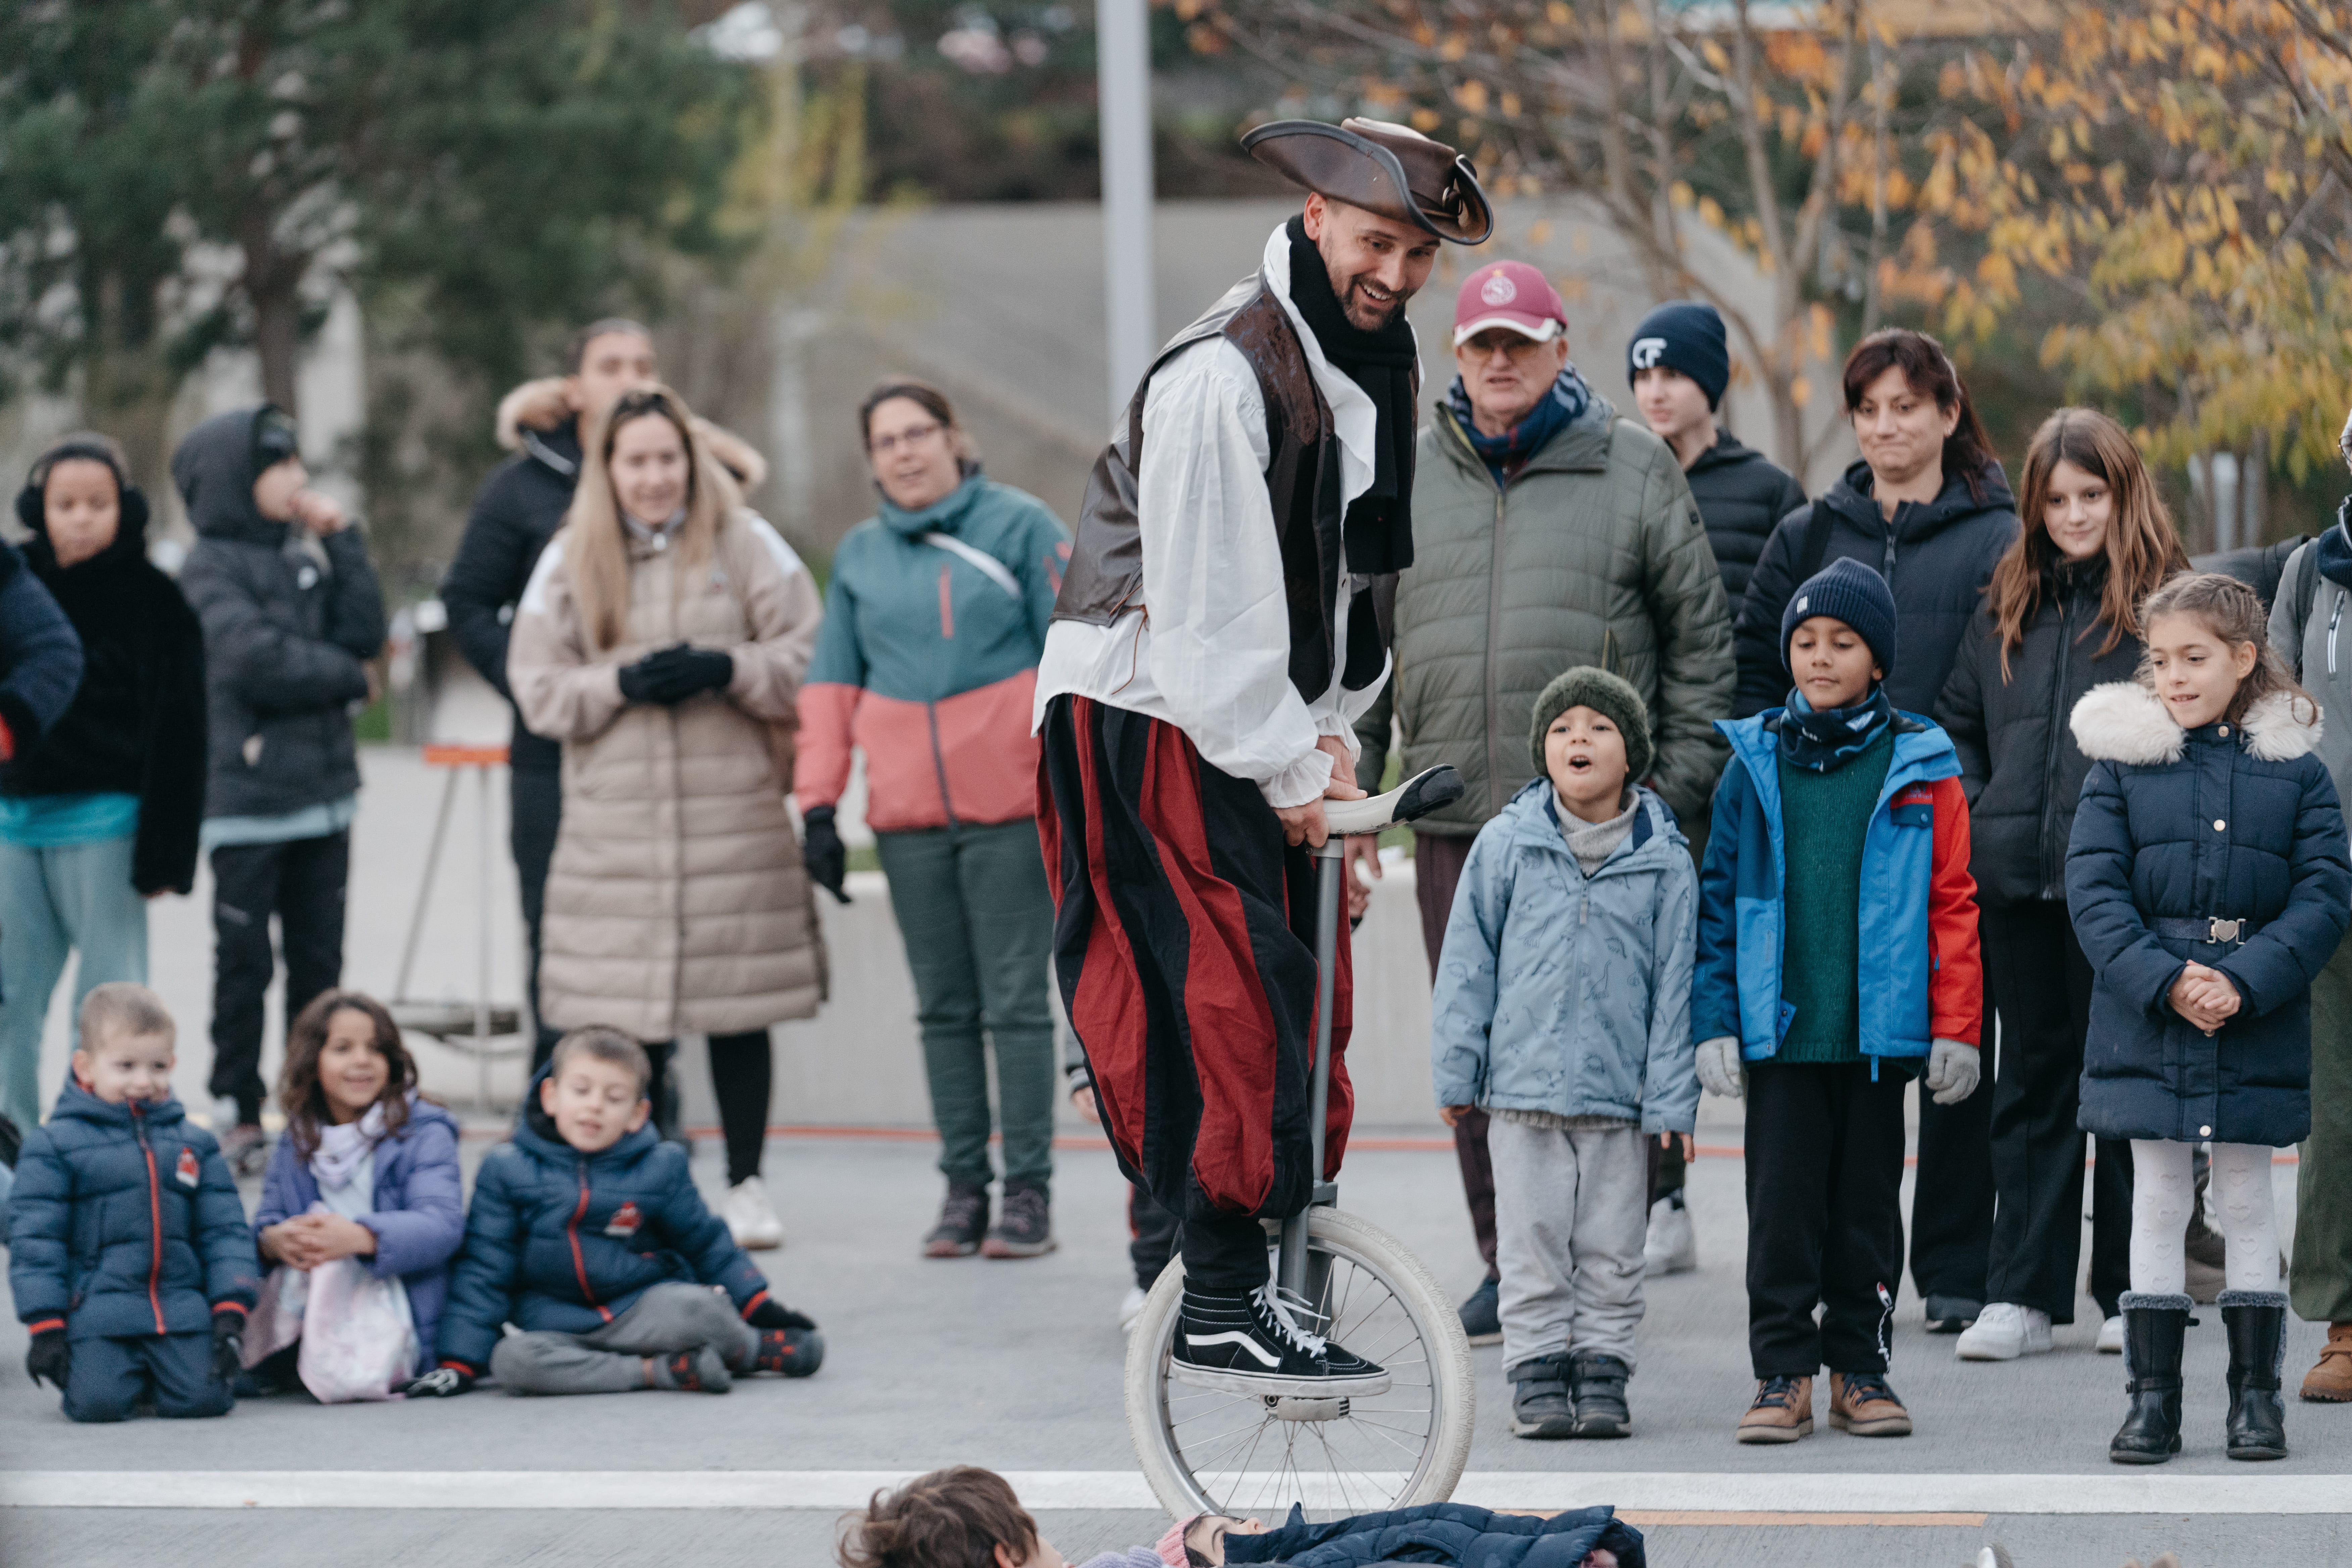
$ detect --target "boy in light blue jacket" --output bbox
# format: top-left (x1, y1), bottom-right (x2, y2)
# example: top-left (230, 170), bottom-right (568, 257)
top-left (1433, 666), bottom-right (1699, 1444)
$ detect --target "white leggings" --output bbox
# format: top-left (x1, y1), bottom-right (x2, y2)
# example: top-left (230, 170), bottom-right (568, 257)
top-left (2128, 1139), bottom-right (2280, 1296)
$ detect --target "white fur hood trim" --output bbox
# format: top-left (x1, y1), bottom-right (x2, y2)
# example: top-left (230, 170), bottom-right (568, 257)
top-left (2070, 680), bottom-right (2321, 765)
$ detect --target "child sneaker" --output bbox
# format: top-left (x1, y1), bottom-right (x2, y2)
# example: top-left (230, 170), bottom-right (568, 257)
top-left (981, 1183), bottom-right (1056, 1258)
top-left (652, 1345), bottom-right (733, 1393)
top-left (1643, 1194), bottom-right (1696, 1275)
top-left (1569, 1351), bottom-right (1632, 1438)
top-left (1506, 1353), bottom-right (1576, 1439)
top-left (1956, 1302), bottom-right (2052, 1361)
top-left (723, 1176), bottom-right (785, 1251)
top-left (1457, 1277), bottom-right (1503, 1345)
top-left (1735, 1374), bottom-right (1813, 1443)
top-left (753, 1327), bottom-right (825, 1378)
top-left (2097, 1314), bottom-right (2125, 1355)
top-left (1170, 1282), bottom-right (1389, 1395)
top-left (923, 1182), bottom-right (989, 1257)
top-left (1827, 1371), bottom-right (1912, 1435)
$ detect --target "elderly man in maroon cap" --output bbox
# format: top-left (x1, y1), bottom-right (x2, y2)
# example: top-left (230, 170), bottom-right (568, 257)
top-left (1035, 118), bottom-right (1490, 1392)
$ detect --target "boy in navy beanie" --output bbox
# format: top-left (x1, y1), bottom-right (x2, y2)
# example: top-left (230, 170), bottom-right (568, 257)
top-left (1691, 556), bottom-right (1983, 1446)
top-left (1627, 303), bottom-right (1730, 410)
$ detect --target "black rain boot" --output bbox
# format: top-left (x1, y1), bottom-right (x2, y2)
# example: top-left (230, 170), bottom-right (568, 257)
top-left (1568, 1351), bottom-right (1632, 1438)
top-left (2110, 1292), bottom-right (2190, 1465)
top-left (2221, 1289), bottom-right (2289, 1461)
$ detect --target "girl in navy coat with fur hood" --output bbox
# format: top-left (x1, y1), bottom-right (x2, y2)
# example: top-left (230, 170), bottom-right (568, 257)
top-left (2067, 572), bottom-right (2351, 1467)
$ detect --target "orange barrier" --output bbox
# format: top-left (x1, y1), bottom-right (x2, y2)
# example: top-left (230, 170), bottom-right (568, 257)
top-left (422, 743), bottom-right (509, 768)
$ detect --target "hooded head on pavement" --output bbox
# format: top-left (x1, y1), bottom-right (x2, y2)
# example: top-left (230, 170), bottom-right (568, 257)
top-left (564, 317), bottom-right (658, 426)
top-left (1451, 259), bottom-right (1572, 436)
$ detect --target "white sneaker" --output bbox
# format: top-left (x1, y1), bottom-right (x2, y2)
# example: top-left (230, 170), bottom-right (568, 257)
top-left (1119, 1285), bottom-right (1150, 1333)
top-left (2096, 1314), bottom-right (2124, 1354)
top-left (1643, 1195), bottom-right (1697, 1275)
top-left (723, 1176), bottom-right (785, 1251)
top-left (1955, 1302), bottom-right (2051, 1360)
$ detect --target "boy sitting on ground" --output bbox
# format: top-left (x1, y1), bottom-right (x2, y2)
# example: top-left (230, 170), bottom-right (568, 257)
top-left (9, 983), bottom-right (259, 1422)
top-left (406, 1026), bottom-right (821, 1398)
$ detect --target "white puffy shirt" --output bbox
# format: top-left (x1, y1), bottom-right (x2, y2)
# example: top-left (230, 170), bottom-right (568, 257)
top-left (1033, 224), bottom-right (1396, 808)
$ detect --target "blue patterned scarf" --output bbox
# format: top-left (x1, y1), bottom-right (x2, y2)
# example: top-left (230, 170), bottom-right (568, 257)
top-left (1777, 685), bottom-right (1895, 772)
top-left (1446, 364), bottom-right (1600, 485)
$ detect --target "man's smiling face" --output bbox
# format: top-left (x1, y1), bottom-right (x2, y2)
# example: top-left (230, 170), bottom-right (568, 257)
top-left (1303, 193), bottom-right (1440, 330)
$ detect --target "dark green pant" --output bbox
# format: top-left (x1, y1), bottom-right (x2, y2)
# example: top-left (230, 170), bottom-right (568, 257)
top-left (2293, 940), bottom-right (2352, 1323)
top-left (876, 819), bottom-right (1057, 1194)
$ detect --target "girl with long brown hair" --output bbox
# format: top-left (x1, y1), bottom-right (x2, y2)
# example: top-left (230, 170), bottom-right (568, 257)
top-left (506, 383), bottom-right (823, 1251)
top-left (1934, 408), bottom-right (2190, 1365)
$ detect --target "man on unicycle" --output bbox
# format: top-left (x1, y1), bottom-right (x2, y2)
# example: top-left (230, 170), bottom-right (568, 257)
top-left (1035, 119), bottom-right (1492, 1395)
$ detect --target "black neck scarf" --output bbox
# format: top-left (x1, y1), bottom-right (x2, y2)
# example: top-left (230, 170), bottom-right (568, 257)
top-left (1284, 214), bottom-right (1418, 575)
top-left (1777, 685), bottom-right (1896, 772)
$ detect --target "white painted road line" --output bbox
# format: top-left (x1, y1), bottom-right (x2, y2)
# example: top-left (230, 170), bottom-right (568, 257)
top-left (4, 1470), bottom-right (2350, 1514)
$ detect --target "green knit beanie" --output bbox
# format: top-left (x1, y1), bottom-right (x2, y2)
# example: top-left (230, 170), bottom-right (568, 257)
top-left (1529, 666), bottom-right (1654, 783)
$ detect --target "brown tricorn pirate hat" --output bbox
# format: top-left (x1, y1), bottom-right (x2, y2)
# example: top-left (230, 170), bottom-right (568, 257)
top-left (1241, 117), bottom-right (1494, 245)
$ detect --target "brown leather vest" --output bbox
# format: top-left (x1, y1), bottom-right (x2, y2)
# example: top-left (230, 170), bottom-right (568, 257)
top-left (1052, 272), bottom-right (1402, 702)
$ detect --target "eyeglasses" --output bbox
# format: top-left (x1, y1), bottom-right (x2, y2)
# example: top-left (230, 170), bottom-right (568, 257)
top-left (870, 420), bottom-right (943, 455)
top-left (1460, 334), bottom-right (1554, 361)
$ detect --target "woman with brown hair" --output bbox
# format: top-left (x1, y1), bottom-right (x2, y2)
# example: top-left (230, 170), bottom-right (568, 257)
top-left (1935, 407), bottom-right (2191, 1362)
top-left (507, 384), bottom-right (823, 1250)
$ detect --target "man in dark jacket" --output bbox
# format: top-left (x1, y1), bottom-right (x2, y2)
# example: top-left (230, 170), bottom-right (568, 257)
top-left (175, 406), bottom-right (385, 1171)
top-left (439, 320), bottom-right (656, 1068)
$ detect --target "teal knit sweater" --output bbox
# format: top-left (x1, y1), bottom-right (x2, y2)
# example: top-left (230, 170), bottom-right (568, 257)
top-left (1774, 727), bottom-right (1894, 1065)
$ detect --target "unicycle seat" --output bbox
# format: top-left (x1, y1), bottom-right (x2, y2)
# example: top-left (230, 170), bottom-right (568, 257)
top-left (1323, 765), bottom-right (1463, 838)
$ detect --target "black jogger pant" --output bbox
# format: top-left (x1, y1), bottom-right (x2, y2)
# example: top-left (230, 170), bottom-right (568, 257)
top-left (1982, 899), bottom-right (2136, 1321)
top-left (208, 831), bottom-right (349, 1126)
top-left (511, 764), bottom-right (562, 1070)
top-left (1130, 1182), bottom-right (1183, 1292)
top-left (1747, 1060), bottom-right (1909, 1377)
top-left (1909, 932), bottom-right (1994, 1312)
top-left (638, 1029), bottom-right (771, 1184)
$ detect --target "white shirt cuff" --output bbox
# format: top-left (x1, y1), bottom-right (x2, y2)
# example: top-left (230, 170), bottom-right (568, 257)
top-left (1261, 747), bottom-right (1336, 810)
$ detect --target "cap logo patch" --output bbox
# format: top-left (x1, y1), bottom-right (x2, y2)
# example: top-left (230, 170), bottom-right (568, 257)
top-left (1479, 271), bottom-right (1518, 305)
top-left (176, 1148), bottom-right (200, 1187)
top-left (1631, 336), bottom-right (1667, 369)
top-left (604, 1201), bottom-right (642, 1239)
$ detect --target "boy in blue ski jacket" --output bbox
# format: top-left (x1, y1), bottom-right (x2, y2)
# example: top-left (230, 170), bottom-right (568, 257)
top-left (8, 983), bottom-right (258, 1422)
top-left (406, 1028), bottom-right (822, 1398)
top-left (1693, 558), bottom-right (1983, 1446)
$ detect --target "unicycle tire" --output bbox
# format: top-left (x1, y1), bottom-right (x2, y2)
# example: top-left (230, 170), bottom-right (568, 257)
top-left (1125, 1205), bottom-right (1475, 1520)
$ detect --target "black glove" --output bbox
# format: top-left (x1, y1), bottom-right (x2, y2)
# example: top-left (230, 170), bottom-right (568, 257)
top-left (26, 1328), bottom-right (67, 1390)
top-left (210, 1309), bottom-right (244, 1384)
top-left (402, 1364), bottom-right (478, 1398)
top-left (617, 649), bottom-right (669, 704)
top-left (746, 1296), bottom-right (818, 1332)
top-left (623, 643), bottom-right (734, 705)
top-left (801, 805), bottom-right (849, 904)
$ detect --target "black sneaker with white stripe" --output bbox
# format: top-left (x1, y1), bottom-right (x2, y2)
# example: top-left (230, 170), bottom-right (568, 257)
top-left (1170, 1282), bottom-right (1390, 1396)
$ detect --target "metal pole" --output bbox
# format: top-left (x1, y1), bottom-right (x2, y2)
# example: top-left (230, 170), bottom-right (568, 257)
top-left (1095, 0), bottom-right (1156, 426)
top-left (476, 766), bottom-right (493, 1110)
top-left (1279, 842), bottom-right (1345, 1296)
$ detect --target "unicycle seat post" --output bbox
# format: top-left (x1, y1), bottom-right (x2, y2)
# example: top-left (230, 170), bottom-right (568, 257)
top-left (1279, 839), bottom-right (1346, 1298)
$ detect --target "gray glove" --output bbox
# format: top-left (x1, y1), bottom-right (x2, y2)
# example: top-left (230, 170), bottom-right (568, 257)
top-left (1925, 1038), bottom-right (1981, 1105)
top-left (1695, 1035), bottom-right (1745, 1100)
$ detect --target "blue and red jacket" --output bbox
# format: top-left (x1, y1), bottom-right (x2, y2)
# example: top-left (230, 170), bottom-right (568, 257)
top-left (434, 1065), bottom-right (772, 1372)
top-left (799, 475), bottom-right (1070, 832)
top-left (8, 1079), bottom-right (258, 1341)
top-left (1693, 707), bottom-right (1982, 1068)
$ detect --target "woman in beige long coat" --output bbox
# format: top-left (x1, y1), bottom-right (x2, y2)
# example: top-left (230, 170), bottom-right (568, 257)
top-left (509, 384), bottom-right (821, 1247)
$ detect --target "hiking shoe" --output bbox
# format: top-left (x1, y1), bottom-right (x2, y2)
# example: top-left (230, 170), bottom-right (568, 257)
top-left (2301, 1322), bottom-right (2352, 1402)
top-left (1507, 1353), bottom-right (1576, 1439)
top-left (1458, 1277), bottom-right (1503, 1346)
top-left (1923, 1295), bottom-right (1980, 1334)
top-left (1957, 1303), bottom-right (2052, 1361)
top-left (982, 1183), bottom-right (1057, 1259)
top-left (1643, 1194), bottom-right (1697, 1275)
top-left (1827, 1371), bottom-right (1912, 1436)
top-left (2098, 1315), bottom-right (2125, 1355)
top-left (1570, 1351), bottom-right (1632, 1437)
top-left (923, 1182), bottom-right (989, 1258)
top-left (1170, 1282), bottom-right (1389, 1396)
top-left (652, 1345), bottom-right (733, 1393)
top-left (723, 1176), bottom-right (785, 1251)
top-left (1736, 1375), bottom-right (1813, 1443)
top-left (753, 1327), bottom-right (825, 1378)
top-left (219, 1123), bottom-right (268, 1178)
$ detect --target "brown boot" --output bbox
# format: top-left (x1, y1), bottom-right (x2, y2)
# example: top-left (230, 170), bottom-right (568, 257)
top-left (2300, 1323), bottom-right (2352, 1402)
top-left (1827, 1371), bottom-right (1913, 1436)
top-left (1735, 1374), bottom-right (1813, 1443)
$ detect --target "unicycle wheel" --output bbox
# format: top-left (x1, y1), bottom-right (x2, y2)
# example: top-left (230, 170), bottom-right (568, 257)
top-left (1125, 1205), bottom-right (1475, 1520)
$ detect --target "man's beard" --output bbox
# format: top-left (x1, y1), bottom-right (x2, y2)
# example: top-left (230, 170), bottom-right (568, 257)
top-left (1335, 271), bottom-right (1407, 331)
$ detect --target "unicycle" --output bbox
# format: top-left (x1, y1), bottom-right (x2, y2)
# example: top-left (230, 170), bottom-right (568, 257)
top-left (1126, 766), bottom-right (1477, 1520)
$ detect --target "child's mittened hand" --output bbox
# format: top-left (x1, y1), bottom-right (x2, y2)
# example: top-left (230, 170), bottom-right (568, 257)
top-left (209, 1310), bottom-right (244, 1382)
top-left (1924, 1039), bottom-right (1981, 1105)
top-left (25, 1329), bottom-right (67, 1390)
top-left (747, 1297), bottom-right (818, 1332)
top-left (403, 1365), bottom-right (477, 1398)
top-left (1695, 1036), bottom-right (1744, 1099)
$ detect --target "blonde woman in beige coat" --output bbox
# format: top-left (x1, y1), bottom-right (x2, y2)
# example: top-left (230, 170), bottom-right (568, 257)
top-left (508, 385), bottom-right (822, 1249)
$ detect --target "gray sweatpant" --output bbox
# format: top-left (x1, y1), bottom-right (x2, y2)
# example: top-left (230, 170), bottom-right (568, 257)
top-left (490, 1282), bottom-right (758, 1396)
top-left (1488, 1117), bottom-right (1649, 1373)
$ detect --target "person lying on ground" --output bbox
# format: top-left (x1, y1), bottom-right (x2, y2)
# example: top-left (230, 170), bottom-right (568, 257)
top-left (405, 1027), bottom-right (821, 1398)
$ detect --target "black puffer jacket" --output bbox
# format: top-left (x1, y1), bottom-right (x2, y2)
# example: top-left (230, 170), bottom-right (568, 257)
top-left (1734, 459), bottom-right (2019, 717)
top-left (1935, 554), bottom-right (2143, 905)
top-left (1684, 428), bottom-right (1806, 610)
top-left (174, 408), bottom-right (386, 820)
top-left (7, 512), bottom-right (208, 894)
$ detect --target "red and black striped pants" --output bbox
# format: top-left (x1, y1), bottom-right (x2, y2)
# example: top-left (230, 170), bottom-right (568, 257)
top-left (1037, 695), bottom-right (1353, 1289)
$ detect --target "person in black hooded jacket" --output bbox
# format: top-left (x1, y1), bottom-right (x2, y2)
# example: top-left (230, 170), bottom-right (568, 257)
top-left (1734, 330), bottom-right (2021, 1332)
top-left (0, 436), bottom-right (206, 1132)
top-left (174, 405), bottom-right (384, 1171)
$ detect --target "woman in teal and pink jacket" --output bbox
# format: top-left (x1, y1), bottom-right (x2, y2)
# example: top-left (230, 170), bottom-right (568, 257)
top-left (799, 379), bottom-right (1071, 1260)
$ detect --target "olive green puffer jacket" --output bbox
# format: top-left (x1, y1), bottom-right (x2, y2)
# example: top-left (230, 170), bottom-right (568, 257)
top-left (1355, 403), bottom-right (1733, 833)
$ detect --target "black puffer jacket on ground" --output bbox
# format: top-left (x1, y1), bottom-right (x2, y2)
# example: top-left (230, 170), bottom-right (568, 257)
top-left (174, 408), bottom-right (386, 820)
top-left (7, 514), bottom-right (208, 894)
top-left (1734, 459), bottom-right (2019, 717)
top-left (1934, 554), bottom-right (2144, 906)
top-left (1684, 428), bottom-right (1806, 611)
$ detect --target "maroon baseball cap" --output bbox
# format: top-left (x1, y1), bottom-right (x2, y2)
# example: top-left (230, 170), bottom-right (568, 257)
top-left (1452, 260), bottom-right (1568, 346)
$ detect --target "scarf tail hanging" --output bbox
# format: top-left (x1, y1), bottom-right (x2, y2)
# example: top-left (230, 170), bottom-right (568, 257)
top-left (1283, 215), bottom-right (1418, 576)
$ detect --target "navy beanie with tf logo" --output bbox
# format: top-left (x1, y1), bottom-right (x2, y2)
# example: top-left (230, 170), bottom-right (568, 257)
top-left (1627, 302), bottom-right (1731, 410)
top-left (1781, 556), bottom-right (1898, 683)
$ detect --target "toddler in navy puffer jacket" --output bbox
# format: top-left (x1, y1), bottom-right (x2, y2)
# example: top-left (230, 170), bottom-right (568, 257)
top-left (7, 983), bottom-right (258, 1422)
